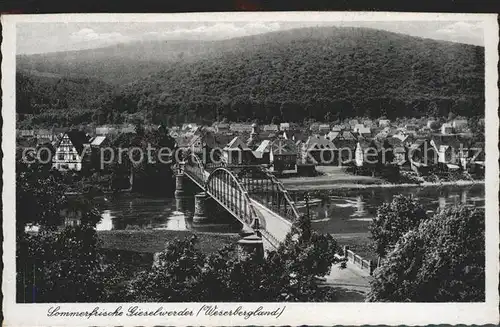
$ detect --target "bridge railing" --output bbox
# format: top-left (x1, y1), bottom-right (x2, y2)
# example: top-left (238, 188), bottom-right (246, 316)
top-left (184, 154), bottom-right (207, 184)
top-left (236, 167), bottom-right (301, 223)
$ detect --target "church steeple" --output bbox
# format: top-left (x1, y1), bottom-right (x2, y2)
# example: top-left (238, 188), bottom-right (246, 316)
top-left (247, 122), bottom-right (260, 149)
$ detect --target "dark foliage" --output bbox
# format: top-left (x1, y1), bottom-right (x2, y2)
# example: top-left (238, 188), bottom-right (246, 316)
top-left (128, 215), bottom-right (340, 302)
top-left (368, 205), bottom-right (485, 302)
top-left (369, 195), bottom-right (429, 258)
top-left (17, 27), bottom-right (484, 126)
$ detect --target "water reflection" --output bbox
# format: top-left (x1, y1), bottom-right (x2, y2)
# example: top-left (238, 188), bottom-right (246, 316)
top-left (87, 184), bottom-right (486, 236)
top-left (94, 194), bottom-right (241, 233)
top-left (294, 184), bottom-right (484, 235)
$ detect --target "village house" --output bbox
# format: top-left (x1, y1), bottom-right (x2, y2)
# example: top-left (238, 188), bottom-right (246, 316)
top-left (318, 124), bottom-right (331, 134)
top-left (35, 129), bottom-right (53, 141)
top-left (222, 136), bottom-right (255, 165)
top-left (95, 125), bottom-right (118, 136)
top-left (362, 119), bottom-right (374, 127)
top-left (441, 123), bottom-right (454, 135)
top-left (268, 138), bottom-right (298, 174)
top-left (88, 135), bottom-right (110, 169)
top-left (331, 130), bottom-right (358, 165)
top-left (52, 130), bottom-right (91, 171)
top-left (452, 119), bottom-right (468, 131)
top-left (386, 137), bottom-right (409, 167)
top-left (309, 123), bottom-right (320, 133)
top-left (262, 124), bottom-right (279, 132)
top-left (181, 123), bottom-right (198, 132)
top-left (253, 140), bottom-right (272, 165)
top-left (119, 124), bottom-right (136, 134)
top-left (302, 135), bottom-right (337, 165)
top-left (326, 130), bottom-right (340, 141)
top-left (419, 126), bottom-right (432, 134)
top-left (353, 124), bottom-right (371, 137)
top-left (17, 129), bottom-right (35, 138)
top-left (408, 139), bottom-right (438, 174)
top-left (404, 124), bottom-right (419, 135)
top-left (427, 119), bottom-right (438, 129)
top-left (379, 119), bottom-right (391, 127)
top-left (214, 122), bottom-right (230, 133)
top-left (169, 129), bottom-right (180, 138)
top-left (331, 125), bottom-right (344, 132)
top-left (279, 122), bottom-right (300, 131)
top-left (283, 129), bottom-right (309, 143)
top-left (199, 132), bottom-right (235, 164)
top-left (430, 135), bottom-right (464, 169)
top-left (230, 123), bottom-right (253, 133)
top-left (461, 141), bottom-right (485, 175)
top-left (349, 119), bottom-right (360, 127)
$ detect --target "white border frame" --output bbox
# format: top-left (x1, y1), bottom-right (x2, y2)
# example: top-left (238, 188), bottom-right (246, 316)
top-left (2, 12), bottom-right (499, 326)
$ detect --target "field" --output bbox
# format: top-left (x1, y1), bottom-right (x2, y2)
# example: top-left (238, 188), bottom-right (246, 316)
top-left (98, 229), bottom-right (239, 254)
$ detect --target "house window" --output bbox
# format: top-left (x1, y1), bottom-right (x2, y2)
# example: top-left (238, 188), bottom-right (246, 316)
top-left (58, 153), bottom-right (64, 160)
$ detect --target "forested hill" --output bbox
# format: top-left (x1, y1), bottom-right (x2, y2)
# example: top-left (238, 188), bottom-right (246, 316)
top-left (17, 27), bottom-right (485, 126)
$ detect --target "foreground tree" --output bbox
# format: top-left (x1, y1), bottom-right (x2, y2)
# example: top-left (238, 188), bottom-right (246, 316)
top-left (16, 160), bottom-right (105, 302)
top-left (128, 215), bottom-right (340, 302)
top-left (16, 161), bottom-right (68, 234)
top-left (367, 205), bottom-right (485, 302)
top-left (369, 195), bottom-right (428, 258)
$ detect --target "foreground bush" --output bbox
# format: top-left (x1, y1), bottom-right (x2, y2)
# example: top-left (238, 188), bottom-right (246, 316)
top-left (368, 205), bottom-right (485, 302)
top-left (127, 215), bottom-right (340, 302)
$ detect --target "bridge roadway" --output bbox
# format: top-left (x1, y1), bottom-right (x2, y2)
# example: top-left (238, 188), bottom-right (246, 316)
top-left (183, 164), bottom-right (294, 250)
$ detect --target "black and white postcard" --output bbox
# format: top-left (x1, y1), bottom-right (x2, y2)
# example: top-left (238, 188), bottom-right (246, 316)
top-left (2, 12), bottom-right (499, 326)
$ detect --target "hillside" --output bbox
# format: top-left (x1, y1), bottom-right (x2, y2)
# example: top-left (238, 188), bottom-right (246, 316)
top-left (17, 27), bottom-right (485, 126)
top-left (17, 39), bottom-right (218, 84)
top-left (16, 72), bottom-right (115, 127)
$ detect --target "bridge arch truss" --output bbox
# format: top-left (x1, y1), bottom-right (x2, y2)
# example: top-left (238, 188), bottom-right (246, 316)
top-left (205, 168), bottom-right (261, 228)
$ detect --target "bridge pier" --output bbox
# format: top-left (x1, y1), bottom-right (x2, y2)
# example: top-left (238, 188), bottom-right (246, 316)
top-left (175, 197), bottom-right (185, 212)
top-left (175, 173), bottom-right (185, 197)
top-left (193, 192), bottom-right (209, 223)
top-left (237, 233), bottom-right (264, 260)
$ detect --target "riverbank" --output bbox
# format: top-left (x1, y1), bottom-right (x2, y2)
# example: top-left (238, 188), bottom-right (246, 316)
top-left (280, 166), bottom-right (484, 191)
top-left (283, 179), bottom-right (485, 191)
top-left (98, 230), bottom-right (239, 254)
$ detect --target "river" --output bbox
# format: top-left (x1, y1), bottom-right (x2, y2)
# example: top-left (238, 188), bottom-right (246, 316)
top-left (96, 184), bottom-right (485, 236)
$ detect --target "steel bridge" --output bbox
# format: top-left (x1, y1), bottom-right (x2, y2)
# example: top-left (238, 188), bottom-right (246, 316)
top-left (181, 154), bottom-right (300, 249)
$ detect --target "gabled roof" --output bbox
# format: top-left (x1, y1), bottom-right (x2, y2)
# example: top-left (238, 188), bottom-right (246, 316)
top-left (203, 132), bottom-right (234, 149)
top-left (357, 127), bottom-right (371, 134)
top-left (270, 138), bottom-right (298, 155)
top-left (65, 130), bottom-right (90, 155)
top-left (431, 135), bottom-right (463, 149)
top-left (326, 131), bottom-right (339, 140)
top-left (386, 136), bottom-right (405, 148)
top-left (262, 124), bottom-right (279, 131)
top-left (305, 136), bottom-right (336, 150)
top-left (285, 130), bottom-right (309, 142)
top-left (409, 138), bottom-right (429, 150)
top-left (337, 130), bottom-right (358, 140)
top-left (255, 140), bottom-right (271, 153)
top-left (224, 136), bottom-right (250, 150)
top-left (91, 136), bottom-right (107, 146)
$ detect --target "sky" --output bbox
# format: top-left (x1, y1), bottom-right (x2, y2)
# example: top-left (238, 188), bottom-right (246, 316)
top-left (16, 20), bottom-right (484, 55)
